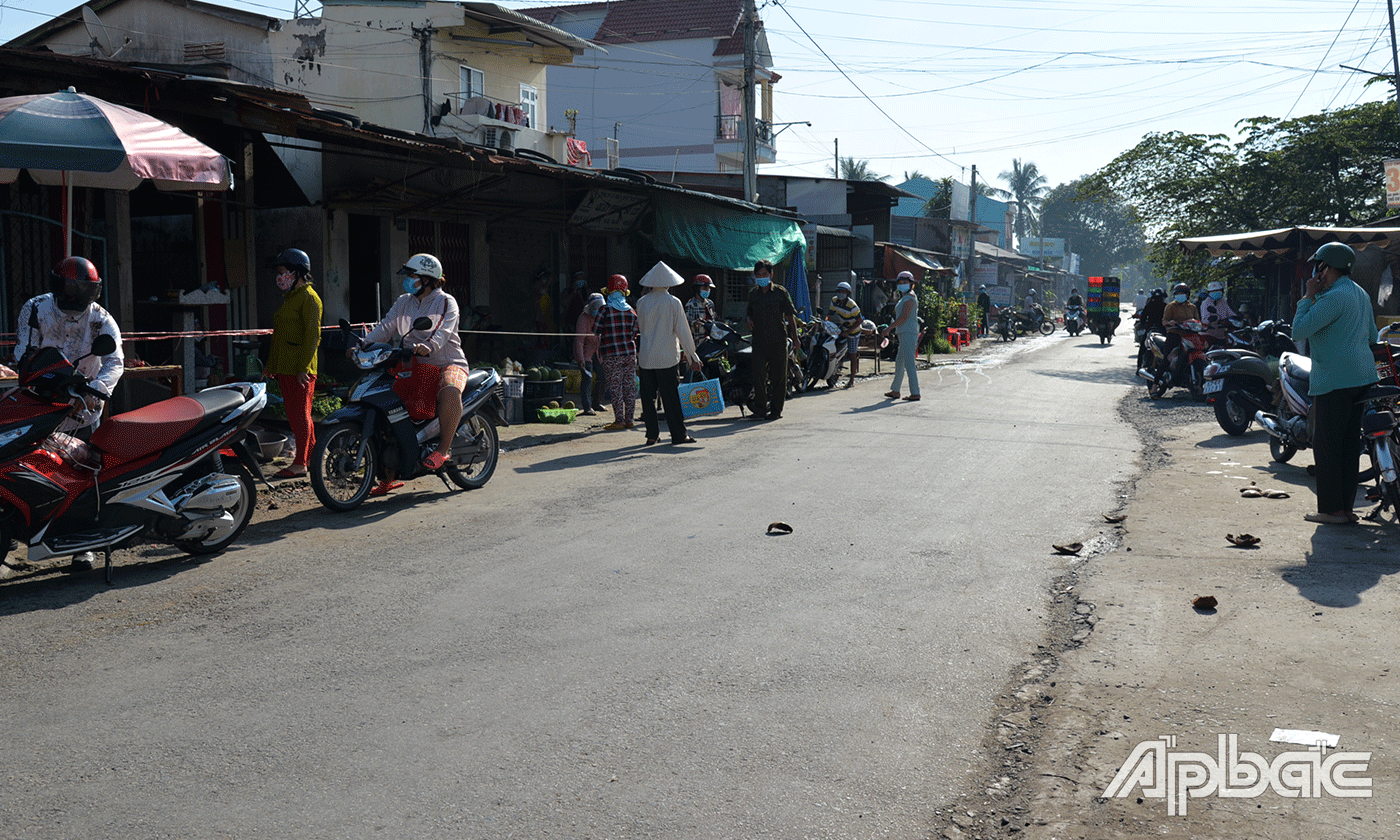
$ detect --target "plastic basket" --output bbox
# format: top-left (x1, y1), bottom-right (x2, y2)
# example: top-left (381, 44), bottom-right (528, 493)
top-left (523, 378), bottom-right (564, 401)
top-left (1374, 343), bottom-right (1399, 386)
top-left (502, 375), bottom-right (525, 399)
top-left (535, 407), bottom-right (577, 424)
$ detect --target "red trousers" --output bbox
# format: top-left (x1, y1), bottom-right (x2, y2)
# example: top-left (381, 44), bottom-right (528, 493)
top-left (276, 373), bottom-right (316, 466)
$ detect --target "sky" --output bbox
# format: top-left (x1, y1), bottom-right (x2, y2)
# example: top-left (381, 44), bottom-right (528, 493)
top-left (2, 0), bottom-right (1396, 195)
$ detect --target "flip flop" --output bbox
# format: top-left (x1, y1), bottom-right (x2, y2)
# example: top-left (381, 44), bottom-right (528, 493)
top-left (272, 467), bottom-right (306, 479)
top-left (370, 480), bottom-right (404, 497)
top-left (422, 451), bottom-right (448, 471)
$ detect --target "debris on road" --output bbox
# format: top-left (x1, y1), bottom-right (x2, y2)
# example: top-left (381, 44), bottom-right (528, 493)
top-left (766, 521), bottom-right (793, 535)
top-left (1226, 533), bottom-right (1261, 547)
top-left (1102, 513), bottom-right (1126, 523)
top-left (1052, 542), bottom-right (1083, 555)
top-left (1270, 728), bottom-right (1340, 748)
top-left (1192, 595), bottom-right (1218, 610)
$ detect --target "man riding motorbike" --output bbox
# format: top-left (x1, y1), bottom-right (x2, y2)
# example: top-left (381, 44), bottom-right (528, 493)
top-left (1160, 282), bottom-right (1201, 374)
top-left (354, 252), bottom-right (469, 495)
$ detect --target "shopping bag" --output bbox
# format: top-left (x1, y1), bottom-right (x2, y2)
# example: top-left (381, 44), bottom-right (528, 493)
top-left (678, 375), bottom-right (725, 419)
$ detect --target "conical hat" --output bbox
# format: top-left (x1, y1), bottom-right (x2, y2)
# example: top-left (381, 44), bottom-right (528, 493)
top-left (639, 260), bottom-right (684, 288)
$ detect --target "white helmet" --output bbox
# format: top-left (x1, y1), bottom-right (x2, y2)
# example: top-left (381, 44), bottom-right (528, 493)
top-left (1206, 281), bottom-right (1225, 293)
top-left (836, 281), bottom-right (852, 293)
top-left (398, 253), bottom-right (444, 281)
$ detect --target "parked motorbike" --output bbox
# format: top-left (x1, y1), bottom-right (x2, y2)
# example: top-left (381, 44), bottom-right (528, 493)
top-left (1064, 304), bottom-right (1086, 337)
top-left (1255, 351), bottom-right (1400, 514)
top-left (0, 335), bottom-right (267, 582)
top-left (1202, 319), bottom-right (1294, 436)
top-left (992, 307), bottom-right (1017, 342)
top-left (697, 319), bottom-right (751, 411)
top-left (1138, 320), bottom-right (1212, 400)
top-left (802, 316), bottom-right (848, 390)
top-left (310, 318), bottom-right (507, 512)
top-left (1132, 312), bottom-right (1152, 369)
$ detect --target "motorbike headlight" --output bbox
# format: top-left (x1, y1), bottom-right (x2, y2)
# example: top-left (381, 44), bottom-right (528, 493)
top-left (1203, 363), bottom-right (1221, 378)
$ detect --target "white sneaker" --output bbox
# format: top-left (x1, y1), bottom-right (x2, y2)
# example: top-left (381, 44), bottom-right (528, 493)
top-left (69, 551), bottom-right (96, 571)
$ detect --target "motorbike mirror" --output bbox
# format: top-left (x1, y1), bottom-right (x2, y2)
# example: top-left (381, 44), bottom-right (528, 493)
top-left (411, 316), bottom-right (434, 332)
top-left (89, 334), bottom-right (117, 356)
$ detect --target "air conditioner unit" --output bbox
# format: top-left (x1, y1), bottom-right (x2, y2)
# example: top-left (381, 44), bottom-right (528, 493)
top-left (481, 127), bottom-right (514, 151)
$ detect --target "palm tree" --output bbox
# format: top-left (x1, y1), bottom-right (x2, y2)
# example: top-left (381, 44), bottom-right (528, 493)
top-left (902, 169), bottom-right (928, 182)
top-left (994, 159), bottom-right (1049, 243)
top-left (829, 157), bottom-right (890, 182)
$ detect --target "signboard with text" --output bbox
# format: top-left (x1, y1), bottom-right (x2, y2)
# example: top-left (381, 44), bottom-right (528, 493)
top-left (1387, 160), bottom-right (1400, 208)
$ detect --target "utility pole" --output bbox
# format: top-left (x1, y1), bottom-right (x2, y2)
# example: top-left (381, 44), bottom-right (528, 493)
top-left (1390, 0), bottom-right (1400, 125)
top-left (833, 139), bottom-right (839, 178)
top-left (966, 165), bottom-right (979, 297)
top-left (742, 0), bottom-right (758, 203)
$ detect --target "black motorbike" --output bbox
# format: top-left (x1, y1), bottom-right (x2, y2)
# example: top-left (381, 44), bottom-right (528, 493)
top-left (992, 308), bottom-right (1017, 342)
top-left (1064, 304), bottom-right (1086, 337)
top-left (1090, 312), bottom-right (1119, 345)
top-left (1202, 320), bottom-right (1294, 436)
top-left (309, 318), bottom-right (508, 511)
top-left (697, 320), bottom-right (752, 413)
top-left (1012, 306), bottom-right (1056, 336)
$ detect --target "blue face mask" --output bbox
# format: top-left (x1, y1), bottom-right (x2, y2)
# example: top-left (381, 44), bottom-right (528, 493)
top-left (700, 289), bottom-right (710, 299)
top-left (755, 277), bottom-right (771, 288)
top-left (403, 277), bottom-right (421, 295)
top-left (1175, 294), bottom-right (1188, 303)
top-left (607, 290), bottom-right (629, 311)
top-left (1209, 291), bottom-right (1223, 300)
top-left (898, 283), bottom-right (911, 294)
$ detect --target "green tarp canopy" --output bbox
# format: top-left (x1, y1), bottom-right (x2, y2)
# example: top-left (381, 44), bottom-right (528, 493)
top-left (649, 194), bottom-right (806, 270)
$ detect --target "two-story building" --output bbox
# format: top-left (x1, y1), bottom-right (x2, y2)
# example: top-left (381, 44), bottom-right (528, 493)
top-left (524, 0), bottom-right (779, 175)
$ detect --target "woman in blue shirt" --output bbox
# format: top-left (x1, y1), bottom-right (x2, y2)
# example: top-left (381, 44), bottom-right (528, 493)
top-left (1292, 242), bottom-right (1378, 524)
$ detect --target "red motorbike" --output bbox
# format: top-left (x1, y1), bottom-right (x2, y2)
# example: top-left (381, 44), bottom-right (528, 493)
top-left (1137, 319), bottom-right (1213, 400)
top-left (0, 335), bottom-right (267, 582)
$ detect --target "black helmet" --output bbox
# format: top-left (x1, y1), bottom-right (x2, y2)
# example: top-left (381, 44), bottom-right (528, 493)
top-left (50, 256), bottom-right (102, 312)
top-left (1172, 282), bottom-right (1190, 296)
top-left (275, 248), bottom-right (312, 277)
top-left (1151, 288), bottom-right (1165, 299)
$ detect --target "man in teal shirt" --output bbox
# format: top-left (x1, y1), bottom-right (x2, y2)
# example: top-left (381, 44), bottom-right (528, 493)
top-left (1292, 242), bottom-right (1377, 524)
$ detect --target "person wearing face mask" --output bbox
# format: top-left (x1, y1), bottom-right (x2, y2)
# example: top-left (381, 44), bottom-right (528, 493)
top-left (595, 274), bottom-right (640, 430)
top-left (357, 253), bottom-right (470, 495)
top-left (264, 248), bottom-right (323, 479)
top-left (685, 274), bottom-right (717, 342)
top-left (1159, 282), bottom-right (1201, 374)
top-left (881, 270), bottom-right (921, 401)
top-left (14, 256), bottom-right (125, 571)
top-left (745, 259), bottom-right (800, 421)
top-left (1198, 281), bottom-right (1236, 341)
top-left (574, 292), bottom-right (604, 417)
top-left (563, 270), bottom-right (589, 334)
top-left (829, 280), bottom-right (863, 388)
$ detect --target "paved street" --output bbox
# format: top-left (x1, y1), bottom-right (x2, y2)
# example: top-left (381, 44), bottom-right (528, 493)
top-left (0, 332), bottom-right (1138, 840)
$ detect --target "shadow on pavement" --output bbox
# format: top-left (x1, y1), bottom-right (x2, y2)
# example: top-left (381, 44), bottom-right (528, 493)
top-left (1282, 527), bottom-right (1400, 607)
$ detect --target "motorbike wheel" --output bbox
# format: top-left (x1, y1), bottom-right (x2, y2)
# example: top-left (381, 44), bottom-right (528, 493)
top-left (1269, 435), bottom-right (1297, 464)
top-left (445, 414), bottom-right (499, 490)
top-left (787, 361), bottom-right (804, 398)
top-left (173, 469), bottom-right (257, 555)
top-left (1148, 375), bottom-right (1168, 400)
top-left (1039, 320), bottom-right (1056, 336)
top-left (310, 421), bottom-right (380, 512)
top-left (1379, 438), bottom-right (1400, 513)
top-left (1213, 385), bottom-right (1254, 436)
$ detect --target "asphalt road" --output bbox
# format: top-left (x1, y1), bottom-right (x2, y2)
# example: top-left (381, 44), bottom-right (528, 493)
top-left (0, 328), bottom-right (1140, 840)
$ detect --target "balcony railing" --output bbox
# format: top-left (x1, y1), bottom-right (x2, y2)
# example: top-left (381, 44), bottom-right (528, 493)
top-left (716, 116), bottom-right (772, 144)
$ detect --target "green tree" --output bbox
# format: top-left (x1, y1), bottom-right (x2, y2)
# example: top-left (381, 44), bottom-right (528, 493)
top-left (993, 159), bottom-right (1049, 242)
top-left (829, 157), bottom-right (890, 181)
top-left (902, 170), bottom-right (928, 182)
top-left (1039, 180), bottom-right (1147, 278)
top-left (1082, 101), bottom-right (1400, 286)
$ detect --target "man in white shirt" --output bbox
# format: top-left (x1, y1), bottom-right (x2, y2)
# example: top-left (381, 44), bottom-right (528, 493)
top-left (635, 262), bottom-right (702, 445)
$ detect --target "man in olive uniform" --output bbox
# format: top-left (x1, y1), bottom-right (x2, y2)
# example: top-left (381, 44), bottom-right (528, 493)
top-left (745, 259), bottom-right (800, 421)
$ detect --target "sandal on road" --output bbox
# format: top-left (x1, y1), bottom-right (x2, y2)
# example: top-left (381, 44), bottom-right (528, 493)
top-left (370, 480), bottom-right (404, 497)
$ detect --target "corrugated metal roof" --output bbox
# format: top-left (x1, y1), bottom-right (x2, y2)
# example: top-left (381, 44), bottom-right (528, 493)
top-left (525, 0), bottom-right (743, 45)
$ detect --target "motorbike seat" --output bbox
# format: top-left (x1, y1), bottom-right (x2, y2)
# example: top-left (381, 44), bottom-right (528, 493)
top-left (90, 388), bottom-right (244, 459)
top-left (1280, 353), bottom-right (1310, 385)
top-left (465, 369), bottom-right (493, 393)
top-left (1358, 384), bottom-right (1400, 404)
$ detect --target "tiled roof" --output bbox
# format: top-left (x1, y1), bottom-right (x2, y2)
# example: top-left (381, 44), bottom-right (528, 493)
top-left (525, 0), bottom-right (744, 47)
